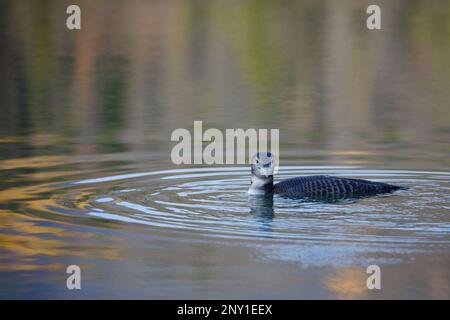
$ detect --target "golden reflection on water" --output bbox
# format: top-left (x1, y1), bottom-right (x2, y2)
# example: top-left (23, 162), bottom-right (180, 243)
top-left (0, 156), bottom-right (123, 272)
top-left (0, 210), bottom-right (122, 271)
top-left (0, 152), bottom-right (125, 273)
top-left (0, 155), bottom-right (65, 171)
top-left (324, 268), bottom-right (369, 299)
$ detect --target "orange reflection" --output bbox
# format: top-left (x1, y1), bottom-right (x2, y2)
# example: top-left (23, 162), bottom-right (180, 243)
top-left (324, 267), bottom-right (368, 299)
top-left (0, 209), bottom-right (122, 271)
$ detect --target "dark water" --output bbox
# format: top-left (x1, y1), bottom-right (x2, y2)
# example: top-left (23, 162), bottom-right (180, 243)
top-left (1, 0), bottom-right (450, 299)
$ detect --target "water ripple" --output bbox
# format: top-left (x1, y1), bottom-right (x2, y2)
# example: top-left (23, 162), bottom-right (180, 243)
top-left (53, 166), bottom-right (450, 246)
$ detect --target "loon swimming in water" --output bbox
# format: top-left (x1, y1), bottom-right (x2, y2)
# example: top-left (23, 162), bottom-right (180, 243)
top-left (248, 152), bottom-right (403, 198)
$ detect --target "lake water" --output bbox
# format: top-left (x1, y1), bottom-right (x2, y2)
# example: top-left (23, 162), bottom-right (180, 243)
top-left (0, 0), bottom-right (450, 299)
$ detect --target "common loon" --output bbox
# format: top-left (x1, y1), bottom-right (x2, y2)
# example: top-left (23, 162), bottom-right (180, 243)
top-left (248, 152), bottom-right (403, 198)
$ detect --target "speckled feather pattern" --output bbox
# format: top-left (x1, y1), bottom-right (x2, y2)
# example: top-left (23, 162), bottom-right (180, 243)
top-left (274, 175), bottom-right (400, 197)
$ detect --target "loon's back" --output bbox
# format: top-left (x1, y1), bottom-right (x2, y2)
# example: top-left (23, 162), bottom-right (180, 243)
top-left (274, 175), bottom-right (401, 198)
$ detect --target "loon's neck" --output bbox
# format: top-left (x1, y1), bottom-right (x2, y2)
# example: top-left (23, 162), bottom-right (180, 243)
top-left (248, 174), bottom-right (274, 195)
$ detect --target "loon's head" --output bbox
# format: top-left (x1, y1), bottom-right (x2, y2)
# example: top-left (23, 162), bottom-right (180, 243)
top-left (251, 152), bottom-right (275, 178)
top-left (248, 152), bottom-right (275, 195)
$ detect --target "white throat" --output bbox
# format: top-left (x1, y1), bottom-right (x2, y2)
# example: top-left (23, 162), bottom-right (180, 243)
top-left (248, 175), bottom-right (272, 195)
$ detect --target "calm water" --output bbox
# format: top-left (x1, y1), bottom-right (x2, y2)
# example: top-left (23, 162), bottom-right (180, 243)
top-left (1, 0), bottom-right (450, 299)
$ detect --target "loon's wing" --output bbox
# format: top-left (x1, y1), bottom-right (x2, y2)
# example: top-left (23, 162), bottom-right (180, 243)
top-left (274, 175), bottom-right (400, 198)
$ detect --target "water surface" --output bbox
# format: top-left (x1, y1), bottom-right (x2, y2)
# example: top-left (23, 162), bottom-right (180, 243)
top-left (1, 0), bottom-right (450, 299)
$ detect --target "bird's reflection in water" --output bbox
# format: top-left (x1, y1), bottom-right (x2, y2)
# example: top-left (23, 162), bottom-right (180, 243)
top-left (248, 195), bottom-right (274, 234)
